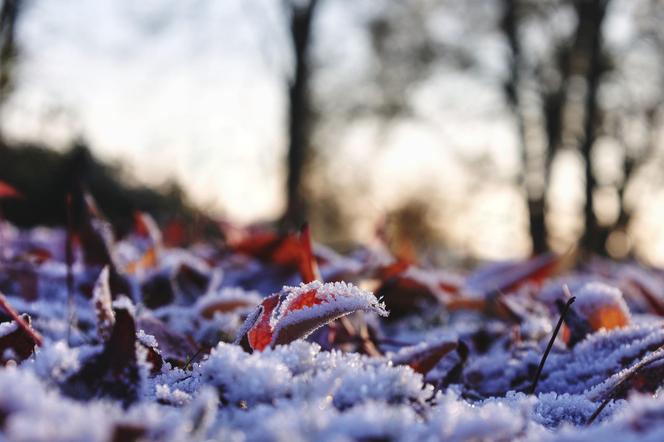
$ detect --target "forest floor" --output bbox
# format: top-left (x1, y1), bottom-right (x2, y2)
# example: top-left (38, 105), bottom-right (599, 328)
top-left (1, 196), bottom-right (664, 441)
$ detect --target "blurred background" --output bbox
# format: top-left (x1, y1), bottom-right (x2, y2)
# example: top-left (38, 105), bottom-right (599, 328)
top-left (1, 0), bottom-right (663, 265)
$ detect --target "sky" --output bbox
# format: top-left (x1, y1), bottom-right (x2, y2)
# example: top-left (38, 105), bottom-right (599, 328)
top-left (4, 0), bottom-right (288, 222)
top-left (3, 0), bottom-right (663, 263)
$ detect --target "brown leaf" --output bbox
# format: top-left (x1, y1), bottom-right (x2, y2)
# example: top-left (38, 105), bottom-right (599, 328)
top-left (392, 339), bottom-right (458, 375)
top-left (0, 315), bottom-right (39, 364)
top-left (63, 307), bottom-right (140, 406)
top-left (137, 316), bottom-right (198, 366)
top-left (92, 266), bottom-right (115, 341)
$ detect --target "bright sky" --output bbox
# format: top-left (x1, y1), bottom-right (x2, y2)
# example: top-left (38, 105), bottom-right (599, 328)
top-left (4, 0), bottom-right (289, 222)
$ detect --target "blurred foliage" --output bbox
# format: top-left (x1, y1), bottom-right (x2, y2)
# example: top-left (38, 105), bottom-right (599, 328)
top-left (0, 141), bottom-right (200, 236)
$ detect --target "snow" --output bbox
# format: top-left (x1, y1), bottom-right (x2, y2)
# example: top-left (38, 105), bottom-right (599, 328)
top-left (137, 330), bottom-right (158, 349)
top-left (3, 222), bottom-right (664, 440)
top-left (0, 321), bottom-right (18, 337)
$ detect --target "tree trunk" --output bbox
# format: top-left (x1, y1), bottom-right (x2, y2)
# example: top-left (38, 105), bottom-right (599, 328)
top-left (282, 0), bottom-right (319, 230)
top-left (0, 0), bottom-right (22, 145)
top-left (577, 0), bottom-right (609, 255)
top-left (501, 0), bottom-right (549, 254)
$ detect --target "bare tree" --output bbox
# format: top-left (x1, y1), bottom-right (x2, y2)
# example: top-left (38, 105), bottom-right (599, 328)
top-left (0, 0), bottom-right (22, 145)
top-left (576, 0), bottom-right (610, 254)
top-left (281, 0), bottom-right (320, 230)
top-left (501, 0), bottom-right (549, 254)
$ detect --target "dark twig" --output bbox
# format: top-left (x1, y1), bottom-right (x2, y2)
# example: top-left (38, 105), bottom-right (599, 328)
top-left (65, 194), bottom-right (76, 346)
top-left (0, 292), bottom-right (43, 346)
top-left (529, 290), bottom-right (575, 395)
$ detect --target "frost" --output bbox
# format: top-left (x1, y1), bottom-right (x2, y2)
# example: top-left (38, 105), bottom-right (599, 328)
top-left (0, 321), bottom-right (18, 337)
top-left (270, 281), bottom-right (388, 346)
top-left (137, 330), bottom-right (158, 348)
top-left (573, 282), bottom-right (631, 325)
top-left (4, 222), bottom-right (664, 440)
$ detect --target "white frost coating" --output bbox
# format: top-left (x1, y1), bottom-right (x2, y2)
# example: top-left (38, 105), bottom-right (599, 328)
top-left (573, 282), bottom-right (631, 323)
top-left (28, 341), bottom-right (81, 382)
top-left (137, 329), bottom-right (158, 348)
top-left (419, 391), bottom-right (545, 442)
top-left (554, 393), bottom-right (664, 442)
top-left (267, 281), bottom-right (388, 346)
top-left (112, 295), bottom-right (136, 316)
top-left (0, 320), bottom-right (18, 337)
top-left (155, 384), bottom-right (192, 406)
top-left (148, 341), bottom-right (430, 410)
top-left (7, 223), bottom-right (664, 441)
top-left (274, 281), bottom-right (388, 325)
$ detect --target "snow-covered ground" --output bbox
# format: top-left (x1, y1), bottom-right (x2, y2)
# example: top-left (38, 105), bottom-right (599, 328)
top-left (2, 215), bottom-right (664, 441)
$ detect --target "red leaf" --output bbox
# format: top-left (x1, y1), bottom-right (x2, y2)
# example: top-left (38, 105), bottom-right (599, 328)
top-left (463, 254), bottom-right (558, 297)
top-left (237, 281), bottom-right (388, 352)
top-left (298, 223), bottom-right (320, 283)
top-left (163, 219), bottom-right (187, 248)
top-left (0, 181), bottom-right (22, 199)
top-left (246, 295), bottom-right (281, 352)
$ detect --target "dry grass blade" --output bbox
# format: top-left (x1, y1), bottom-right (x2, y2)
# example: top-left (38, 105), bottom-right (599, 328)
top-left (529, 291), bottom-right (575, 395)
top-left (586, 347), bottom-right (664, 425)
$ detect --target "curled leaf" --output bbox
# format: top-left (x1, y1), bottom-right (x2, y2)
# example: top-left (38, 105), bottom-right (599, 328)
top-left (236, 281), bottom-right (388, 352)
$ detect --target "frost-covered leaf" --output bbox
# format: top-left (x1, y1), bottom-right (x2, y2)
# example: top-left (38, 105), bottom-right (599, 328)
top-left (91, 266), bottom-right (115, 341)
top-left (62, 304), bottom-right (140, 406)
top-left (237, 281), bottom-right (388, 351)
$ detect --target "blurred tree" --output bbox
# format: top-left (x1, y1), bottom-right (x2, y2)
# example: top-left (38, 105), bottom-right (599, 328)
top-left (577, 0), bottom-right (610, 254)
top-left (0, 141), bottom-right (199, 235)
top-left (281, 0), bottom-right (320, 231)
top-left (501, 0), bottom-right (548, 254)
top-left (0, 0), bottom-right (22, 145)
top-left (501, 0), bottom-right (615, 256)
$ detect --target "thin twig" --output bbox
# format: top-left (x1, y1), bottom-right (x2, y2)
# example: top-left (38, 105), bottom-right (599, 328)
top-left (65, 194), bottom-right (76, 346)
top-left (0, 292), bottom-right (43, 346)
top-left (587, 348), bottom-right (664, 425)
top-left (529, 290), bottom-right (575, 395)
